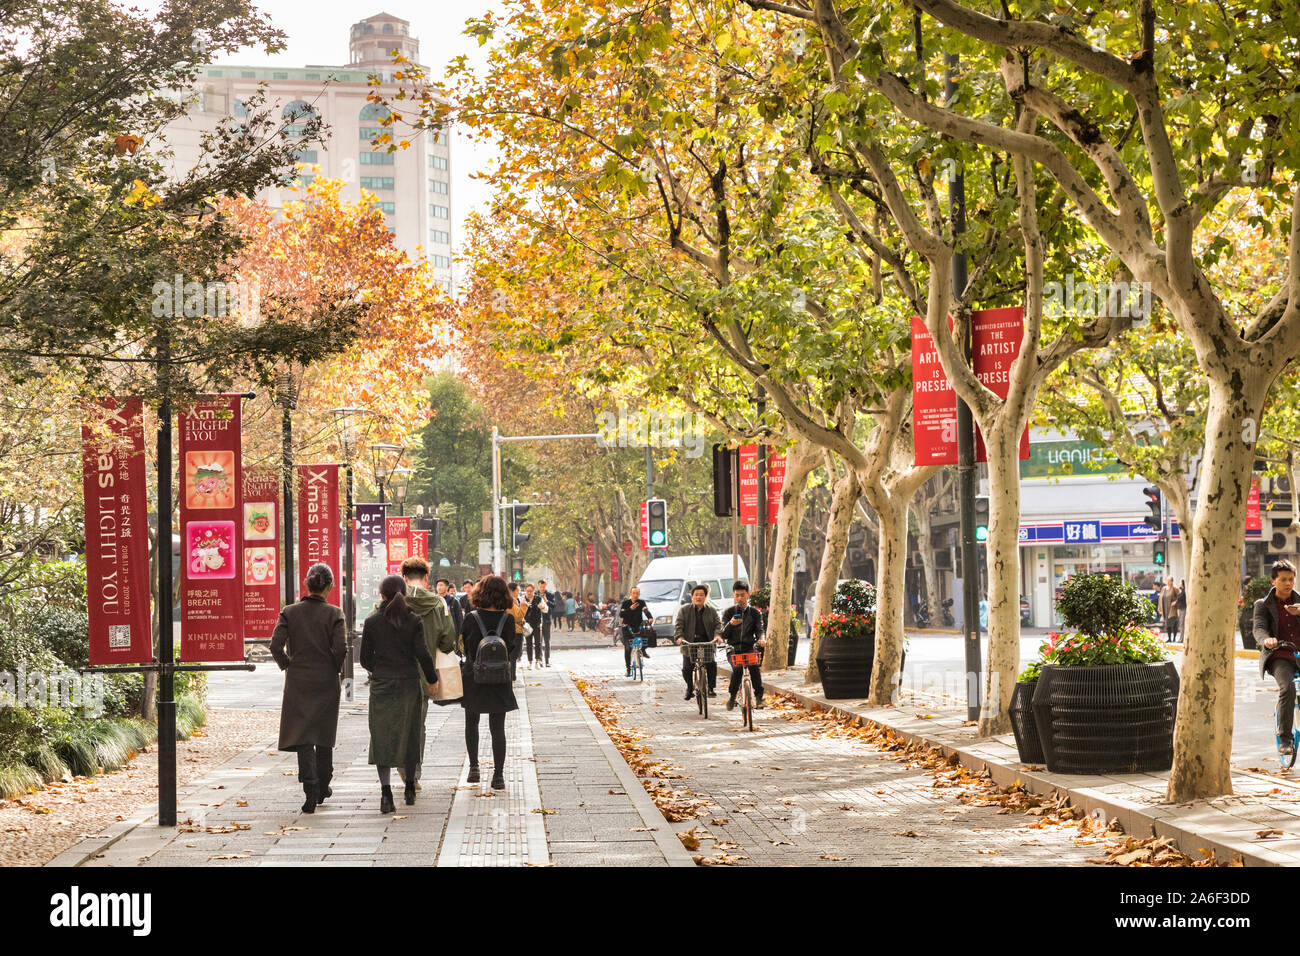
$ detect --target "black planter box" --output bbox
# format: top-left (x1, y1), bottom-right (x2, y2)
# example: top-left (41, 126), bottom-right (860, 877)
top-left (814, 634), bottom-right (906, 700)
top-left (1031, 661), bottom-right (1179, 774)
top-left (1009, 680), bottom-right (1045, 764)
top-left (1239, 608), bottom-right (1258, 650)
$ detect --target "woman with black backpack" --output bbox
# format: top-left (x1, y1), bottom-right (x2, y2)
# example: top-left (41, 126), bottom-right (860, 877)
top-left (360, 575), bottom-right (438, 814)
top-left (458, 574), bottom-right (521, 791)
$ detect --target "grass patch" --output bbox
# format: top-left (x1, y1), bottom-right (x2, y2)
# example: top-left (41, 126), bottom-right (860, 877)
top-left (175, 694), bottom-right (206, 741)
top-left (0, 763), bottom-right (42, 799)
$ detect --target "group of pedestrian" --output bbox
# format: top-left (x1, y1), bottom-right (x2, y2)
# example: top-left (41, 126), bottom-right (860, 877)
top-left (1158, 577), bottom-right (1188, 642)
top-left (270, 562), bottom-right (525, 815)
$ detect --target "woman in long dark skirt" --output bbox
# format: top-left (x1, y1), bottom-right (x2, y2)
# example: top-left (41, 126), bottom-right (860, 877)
top-left (360, 574), bottom-right (437, 814)
top-left (459, 574), bottom-right (521, 791)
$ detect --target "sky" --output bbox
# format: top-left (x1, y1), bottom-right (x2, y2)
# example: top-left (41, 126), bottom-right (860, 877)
top-left (187, 0), bottom-right (502, 248)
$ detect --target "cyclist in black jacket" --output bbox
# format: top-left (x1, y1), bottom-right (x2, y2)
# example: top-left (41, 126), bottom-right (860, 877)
top-left (720, 581), bottom-right (766, 710)
top-left (619, 586), bottom-right (653, 676)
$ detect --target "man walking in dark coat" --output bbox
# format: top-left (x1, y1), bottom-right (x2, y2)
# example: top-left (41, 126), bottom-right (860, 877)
top-left (271, 563), bottom-right (346, 813)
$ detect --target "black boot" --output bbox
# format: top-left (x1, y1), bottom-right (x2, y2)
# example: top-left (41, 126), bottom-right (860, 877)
top-left (318, 782), bottom-right (332, 803)
top-left (490, 771), bottom-right (505, 791)
top-left (467, 765), bottom-right (480, 784)
top-left (379, 785), bottom-right (395, 814)
top-left (404, 780), bottom-right (416, 806)
top-left (301, 783), bottom-right (318, 814)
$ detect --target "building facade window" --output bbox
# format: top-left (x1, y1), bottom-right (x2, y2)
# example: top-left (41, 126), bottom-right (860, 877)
top-left (430, 204), bottom-right (449, 218)
top-left (360, 176), bottom-right (395, 191)
top-left (429, 156), bottom-right (448, 170)
top-left (431, 254), bottom-right (451, 267)
top-left (372, 201), bottom-right (396, 215)
top-left (429, 229), bottom-right (450, 244)
top-left (429, 179), bottom-right (449, 194)
top-left (360, 152), bottom-right (395, 165)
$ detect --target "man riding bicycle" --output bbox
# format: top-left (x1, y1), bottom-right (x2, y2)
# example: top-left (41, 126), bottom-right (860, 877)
top-left (619, 586), bottom-right (653, 677)
top-left (1255, 558), bottom-right (1300, 756)
top-left (675, 584), bottom-right (721, 701)
top-left (721, 581), bottom-right (765, 711)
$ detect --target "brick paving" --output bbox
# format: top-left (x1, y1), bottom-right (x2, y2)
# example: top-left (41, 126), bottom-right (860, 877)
top-left (561, 648), bottom-right (1105, 866)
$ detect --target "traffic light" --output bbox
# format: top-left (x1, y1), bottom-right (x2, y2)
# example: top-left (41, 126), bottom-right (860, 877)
top-left (974, 495), bottom-right (989, 543)
top-left (509, 556), bottom-right (524, 581)
top-left (712, 444), bottom-right (734, 517)
top-left (1152, 538), bottom-right (1167, 566)
top-left (511, 503), bottom-right (530, 552)
top-left (1142, 485), bottom-right (1162, 531)
top-left (646, 498), bottom-right (667, 548)
top-left (416, 515), bottom-right (443, 552)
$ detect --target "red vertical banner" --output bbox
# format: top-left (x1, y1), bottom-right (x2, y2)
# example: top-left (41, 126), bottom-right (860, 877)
top-left (972, 306), bottom-right (1030, 462)
top-left (241, 465), bottom-right (280, 640)
top-left (585, 541), bottom-right (597, 574)
top-left (610, 553), bottom-right (620, 585)
top-left (639, 501), bottom-right (649, 549)
top-left (410, 529), bottom-right (429, 561)
top-left (179, 395), bottom-right (245, 662)
top-left (738, 444), bottom-right (759, 524)
top-left (911, 315), bottom-right (959, 466)
top-left (386, 516), bottom-right (411, 573)
top-left (1246, 479), bottom-right (1261, 532)
top-left (297, 464), bottom-right (341, 607)
top-left (82, 398), bottom-right (153, 666)
top-left (765, 451), bottom-right (786, 525)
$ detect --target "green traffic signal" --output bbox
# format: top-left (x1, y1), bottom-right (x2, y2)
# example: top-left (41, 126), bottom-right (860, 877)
top-left (975, 526), bottom-right (988, 543)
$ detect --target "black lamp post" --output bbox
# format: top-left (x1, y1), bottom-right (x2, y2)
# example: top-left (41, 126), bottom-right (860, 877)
top-left (275, 362), bottom-right (303, 605)
top-left (369, 442), bottom-right (405, 504)
top-left (329, 405), bottom-right (375, 702)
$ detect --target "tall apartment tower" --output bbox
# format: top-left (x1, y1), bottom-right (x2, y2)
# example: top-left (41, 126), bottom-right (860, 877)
top-left (164, 13), bottom-right (453, 292)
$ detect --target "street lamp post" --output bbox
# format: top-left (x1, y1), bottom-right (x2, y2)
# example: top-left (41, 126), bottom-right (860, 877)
top-left (329, 406), bottom-right (375, 703)
top-left (389, 466), bottom-right (413, 517)
top-left (369, 442), bottom-right (405, 505)
top-left (275, 363), bottom-right (303, 606)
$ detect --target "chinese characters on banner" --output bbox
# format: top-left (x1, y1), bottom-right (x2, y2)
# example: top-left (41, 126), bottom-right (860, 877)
top-left (81, 398), bottom-right (153, 666)
top-left (355, 504), bottom-right (387, 611)
top-left (386, 516), bottom-right (411, 574)
top-left (638, 501), bottom-right (649, 549)
top-left (972, 307), bottom-right (1031, 462)
top-left (241, 465), bottom-right (281, 638)
top-left (765, 452), bottom-right (787, 525)
top-left (1246, 479), bottom-right (1261, 531)
top-left (610, 553), bottom-right (620, 584)
top-left (584, 541), bottom-right (597, 574)
top-left (179, 395), bottom-right (244, 662)
top-left (738, 444), bottom-right (759, 524)
top-left (410, 530), bottom-right (429, 562)
top-left (297, 465), bottom-right (340, 607)
top-left (911, 315), bottom-right (959, 466)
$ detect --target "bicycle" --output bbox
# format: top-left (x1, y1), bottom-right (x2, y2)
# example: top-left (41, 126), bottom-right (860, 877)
top-left (726, 643), bottom-right (764, 732)
top-left (624, 624), bottom-right (652, 681)
top-left (680, 640), bottom-right (718, 717)
top-left (1271, 640), bottom-right (1300, 770)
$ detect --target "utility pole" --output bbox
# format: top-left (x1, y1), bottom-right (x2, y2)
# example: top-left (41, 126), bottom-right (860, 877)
top-left (756, 386), bottom-right (767, 590)
top-left (948, 55), bottom-right (982, 724)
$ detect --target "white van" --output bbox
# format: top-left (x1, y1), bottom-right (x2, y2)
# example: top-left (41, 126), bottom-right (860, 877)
top-left (635, 554), bottom-right (750, 641)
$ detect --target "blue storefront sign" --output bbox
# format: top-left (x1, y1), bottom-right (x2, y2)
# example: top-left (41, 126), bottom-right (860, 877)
top-left (1019, 519), bottom-right (1258, 543)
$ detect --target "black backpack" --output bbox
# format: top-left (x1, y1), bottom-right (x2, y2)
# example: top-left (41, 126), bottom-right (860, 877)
top-left (471, 611), bottom-right (511, 685)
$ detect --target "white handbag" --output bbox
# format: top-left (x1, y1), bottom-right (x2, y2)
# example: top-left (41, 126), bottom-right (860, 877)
top-left (431, 649), bottom-right (463, 704)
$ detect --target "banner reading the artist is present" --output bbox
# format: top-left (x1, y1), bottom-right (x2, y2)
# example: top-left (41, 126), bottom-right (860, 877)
top-left (738, 444), bottom-right (759, 525)
top-left (82, 398), bottom-right (153, 666)
top-left (241, 465), bottom-right (281, 638)
top-left (297, 464), bottom-right (340, 607)
top-left (972, 306), bottom-right (1031, 463)
top-left (765, 451), bottom-right (787, 525)
top-left (179, 394), bottom-right (244, 662)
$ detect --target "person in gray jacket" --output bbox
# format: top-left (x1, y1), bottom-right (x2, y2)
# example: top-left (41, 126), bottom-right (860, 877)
top-left (270, 563), bottom-right (346, 814)
top-left (675, 584), bottom-right (722, 701)
top-left (1255, 558), bottom-right (1300, 755)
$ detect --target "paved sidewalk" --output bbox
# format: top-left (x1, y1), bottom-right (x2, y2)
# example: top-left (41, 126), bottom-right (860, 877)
top-left (563, 648), bottom-right (1106, 866)
top-left (48, 656), bottom-right (690, 868)
top-left (755, 665), bottom-right (1300, 867)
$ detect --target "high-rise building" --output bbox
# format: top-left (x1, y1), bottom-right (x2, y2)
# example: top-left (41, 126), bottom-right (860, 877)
top-left (164, 13), bottom-right (453, 292)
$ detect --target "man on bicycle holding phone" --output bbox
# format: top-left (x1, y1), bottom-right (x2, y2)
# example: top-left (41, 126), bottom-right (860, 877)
top-left (1255, 558), bottom-right (1300, 755)
top-left (675, 584), bottom-right (722, 701)
top-left (721, 581), bottom-right (765, 711)
top-left (619, 586), bottom-right (653, 677)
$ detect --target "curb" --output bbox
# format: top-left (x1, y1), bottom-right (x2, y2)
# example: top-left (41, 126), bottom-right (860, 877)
top-left (560, 673), bottom-right (698, 867)
top-left (751, 669), bottom-right (1294, 868)
top-left (1163, 642), bottom-right (1259, 660)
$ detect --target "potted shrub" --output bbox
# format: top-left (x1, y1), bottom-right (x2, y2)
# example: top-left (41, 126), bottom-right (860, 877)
top-left (1031, 574), bottom-right (1178, 774)
top-left (1009, 656), bottom-right (1046, 764)
top-left (1239, 575), bottom-right (1270, 651)
top-left (812, 581), bottom-right (904, 699)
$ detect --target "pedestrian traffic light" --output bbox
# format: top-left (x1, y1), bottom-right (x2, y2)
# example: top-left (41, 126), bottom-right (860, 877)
top-left (511, 503), bottom-right (530, 552)
top-left (974, 495), bottom-right (989, 543)
top-left (1142, 485), bottom-right (1162, 531)
top-left (646, 498), bottom-right (667, 548)
top-left (1153, 537), bottom-right (1167, 566)
top-left (417, 515), bottom-right (443, 552)
top-left (712, 444), bottom-right (734, 517)
top-left (509, 556), bottom-right (524, 581)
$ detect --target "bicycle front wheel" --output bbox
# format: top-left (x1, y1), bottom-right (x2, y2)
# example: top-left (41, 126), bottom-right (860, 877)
top-left (696, 667), bottom-right (707, 717)
top-left (742, 680), bottom-right (754, 731)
